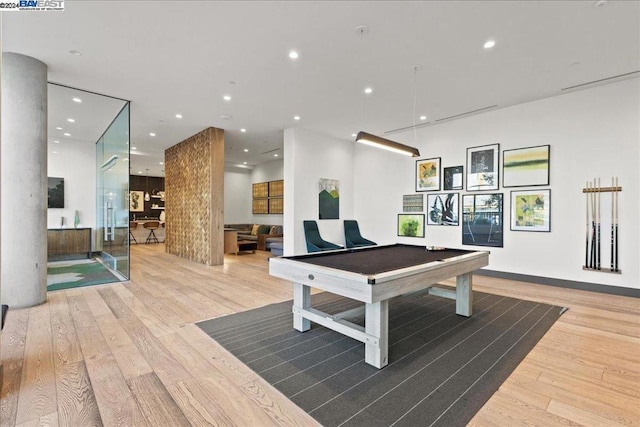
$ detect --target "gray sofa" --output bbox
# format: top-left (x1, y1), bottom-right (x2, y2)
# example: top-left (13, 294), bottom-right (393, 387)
top-left (225, 224), bottom-right (283, 251)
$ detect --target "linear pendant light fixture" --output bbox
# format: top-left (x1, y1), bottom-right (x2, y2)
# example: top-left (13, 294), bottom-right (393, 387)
top-left (356, 132), bottom-right (420, 157)
top-left (353, 25), bottom-right (420, 158)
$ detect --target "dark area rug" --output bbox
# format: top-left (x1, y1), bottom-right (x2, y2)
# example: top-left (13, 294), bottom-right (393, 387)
top-left (197, 289), bottom-right (564, 427)
top-left (47, 260), bottom-right (121, 291)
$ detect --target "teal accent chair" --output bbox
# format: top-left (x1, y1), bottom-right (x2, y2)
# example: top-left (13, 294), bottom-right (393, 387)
top-left (303, 220), bottom-right (343, 253)
top-left (344, 220), bottom-right (377, 248)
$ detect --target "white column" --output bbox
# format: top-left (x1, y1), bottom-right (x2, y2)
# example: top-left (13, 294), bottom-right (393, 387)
top-left (1, 52), bottom-right (48, 308)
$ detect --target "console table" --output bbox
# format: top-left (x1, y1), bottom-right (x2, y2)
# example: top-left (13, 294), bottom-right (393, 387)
top-left (47, 228), bottom-right (92, 261)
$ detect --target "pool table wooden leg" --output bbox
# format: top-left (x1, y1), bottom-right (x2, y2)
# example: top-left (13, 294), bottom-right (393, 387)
top-left (456, 272), bottom-right (473, 317)
top-left (293, 283), bottom-right (311, 332)
top-left (365, 300), bottom-right (389, 368)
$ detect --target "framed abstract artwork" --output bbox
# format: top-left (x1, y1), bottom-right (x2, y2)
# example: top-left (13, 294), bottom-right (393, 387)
top-left (402, 194), bottom-right (424, 212)
top-left (416, 157), bottom-right (441, 192)
top-left (443, 166), bottom-right (463, 190)
top-left (319, 178), bottom-right (339, 219)
top-left (397, 214), bottom-right (425, 238)
top-left (466, 144), bottom-right (499, 191)
top-left (129, 191), bottom-right (144, 212)
top-left (462, 193), bottom-right (503, 247)
top-left (502, 145), bottom-right (550, 187)
top-left (427, 193), bottom-right (459, 226)
top-left (510, 189), bottom-right (551, 232)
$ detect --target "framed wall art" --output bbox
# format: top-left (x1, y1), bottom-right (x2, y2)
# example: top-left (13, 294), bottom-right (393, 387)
top-left (443, 166), bottom-right (463, 190)
top-left (416, 157), bottom-right (441, 192)
top-left (466, 144), bottom-right (499, 191)
top-left (503, 145), bottom-right (550, 187)
top-left (319, 178), bottom-right (339, 219)
top-left (462, 193), bottom-right (503, 247)
top-left (427, 193), bottom-right (459, 226)
top-left (510, 189), bottom-right (551, 232)
top-left (397, 214), bottom-right (425, 238)
top-left (129, 190), bottom-right (144, 212)
top-left (402, 194), bottom-right (424, 212)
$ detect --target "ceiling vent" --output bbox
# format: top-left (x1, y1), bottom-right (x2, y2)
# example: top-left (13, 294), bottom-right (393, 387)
top-left (561, 70), bottom-right (639, 92)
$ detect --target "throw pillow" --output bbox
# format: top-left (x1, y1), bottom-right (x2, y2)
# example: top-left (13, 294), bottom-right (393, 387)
top-left (269, 226), bottom-right (278, 235)
top-left (251, 224), bottom-right (260, 236)
top-left (257, 225), bottom-right (271, 235)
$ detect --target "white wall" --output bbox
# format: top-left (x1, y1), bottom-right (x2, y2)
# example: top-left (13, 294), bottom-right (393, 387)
top-left (354, 78), bottom-right (639, 290)
top-left (224, 170), bottom-right (252, 224)
top-left (251, 159), bottom-right (284, 226)
top-left (47, 140), bottom-right (96, 233)
top-left (224, 159), bottom-right (286, 225)
top-left (284, 128), bottom-right (355, 255)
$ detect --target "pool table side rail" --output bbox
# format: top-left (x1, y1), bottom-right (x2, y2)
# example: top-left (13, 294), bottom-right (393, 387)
top-left (269, 250), bottom-right (489, 304)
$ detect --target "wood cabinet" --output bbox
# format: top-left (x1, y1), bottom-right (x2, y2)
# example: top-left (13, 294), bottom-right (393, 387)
top-left (47, 228), bottom-right (92, 261)
top-left (224, 228), bottom-right (238, 254)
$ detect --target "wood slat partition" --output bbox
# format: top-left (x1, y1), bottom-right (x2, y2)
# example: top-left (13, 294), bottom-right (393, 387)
top-left (164, 127), bottom-right (224, 266)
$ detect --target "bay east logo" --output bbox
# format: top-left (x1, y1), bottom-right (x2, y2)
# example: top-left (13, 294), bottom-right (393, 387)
top-left (20, 0), bottom-right (63, 7)
top-left (0, 0), bottom-right (66, 11)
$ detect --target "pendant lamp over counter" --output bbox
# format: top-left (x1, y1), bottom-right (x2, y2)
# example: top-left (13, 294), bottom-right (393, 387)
top-left (355, 132), bottom-right (420, 157)
top-left (144, 169), bottom-right (150, 201)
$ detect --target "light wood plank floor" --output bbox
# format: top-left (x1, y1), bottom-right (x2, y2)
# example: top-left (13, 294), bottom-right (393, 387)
top-left (1, 244), bottom-right (639, 426)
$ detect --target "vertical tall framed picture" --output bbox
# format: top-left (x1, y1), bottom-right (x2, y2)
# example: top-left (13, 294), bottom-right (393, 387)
top-left (397, 214), bottom-right (425, 237)
top-left (319, 178), bottom-right (339, 219)
top-left (462, 193), bottom-right (503, 247)
top-left (466, 144), bottom-right (499, 191)
top-left (502, 145), bottom-right (550, 187)
top-left (416, 158), bottom-right (441, 192)
top-left (427, 193), bottom-right (459, 226)
top-left (443, 166), bottom-right (463, 190)
top-left (129, 191), bottom-right (144, 212)
top-left (510, 189), bottom-right (551, 232)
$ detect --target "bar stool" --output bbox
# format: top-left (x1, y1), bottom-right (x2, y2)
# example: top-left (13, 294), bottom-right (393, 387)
top-left (143, 220), bottom-right (160, 244)
top-left (129, 221), bottom-right (138, 245)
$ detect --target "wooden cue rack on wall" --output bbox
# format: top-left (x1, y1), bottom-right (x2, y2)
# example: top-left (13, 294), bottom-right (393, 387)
top-left (582, 177), bottom-right (621, 274)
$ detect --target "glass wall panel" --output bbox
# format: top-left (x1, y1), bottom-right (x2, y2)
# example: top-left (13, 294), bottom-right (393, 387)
top-left (96, 103), bottom-right (131, 278)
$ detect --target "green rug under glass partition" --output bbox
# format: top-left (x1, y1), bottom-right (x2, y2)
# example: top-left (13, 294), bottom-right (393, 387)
top-left (47, 259), bottom-right (121, 291)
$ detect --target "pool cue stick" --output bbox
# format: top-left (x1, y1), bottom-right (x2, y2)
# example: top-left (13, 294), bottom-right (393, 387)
top-left (590, 180), bottom-right (596, 269)
top-left (597, 177), bottom-right (601, 270)
top-left (613, 176), bottom-right (619, 272)
top-left (585, 180), bottom-right (590, 268)
top-left (611, 177), bottom-right (614, 271)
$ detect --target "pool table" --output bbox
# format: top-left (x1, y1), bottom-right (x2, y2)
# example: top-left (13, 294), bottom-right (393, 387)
top-left (269, 244), bottom-right (489, 368)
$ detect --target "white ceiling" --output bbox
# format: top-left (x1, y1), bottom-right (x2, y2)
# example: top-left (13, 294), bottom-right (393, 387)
top-left (3, 1), bottom-right (639, 177)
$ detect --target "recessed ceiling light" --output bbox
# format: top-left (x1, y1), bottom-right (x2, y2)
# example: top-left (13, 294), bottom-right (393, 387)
top-left (69, 50), bottom-right (82, 56)
top-left (52, 151), bottom-right (57, 154)
top-left (54, 140), bottom-right (60, 143)
top-left (243, 162), bottom-right (247, 165)
top-left (243, 148), bottom-right (249, 152)
top-left (223, 95), bottom-right (231, 101)
top-left (593, 0), bottom-right (607, 6)
top-left (175, 114), bottom-right (182, 119)
top-left (56, 127), bottom-right (63, 130)
top-left (67, 118), bottom-right (75, 123)
top-left (132, 147), bottom-right (137, 150)
top-left (159, 162), bottom-right (164, 165)
top-left (138, 171), bottom-right (142, 174)
top-left (484, 40), bottom-right (496, 49)
top-left (351, 133), bottom-right (357, 137)
top-left (149, 132), bottom-right (156, 137)
top-left (274, 154), bottom-right (279, 157)
top-left (72, 97), bottom-right (82, 103)
top-left (240, 128), bottom-right (247, 132)
top-left (289, 51), bottom-right (299, 59)
top-left (420, 115), bottom-right (427, 121)
top-left (294, 115), bottom-right (301, 120)
top-left (364, 87), bottom-right (373, 94)
top-left (63, 132), bottom-right (70, 136)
